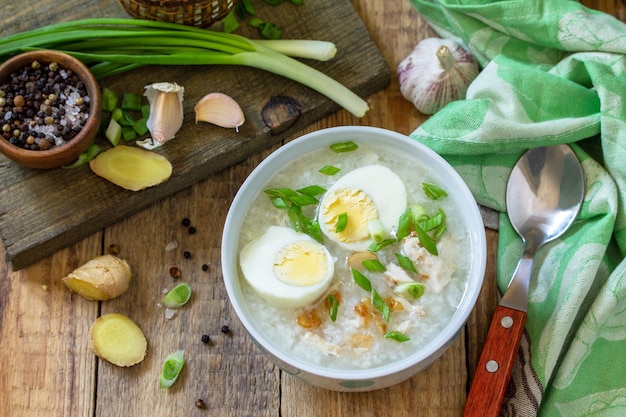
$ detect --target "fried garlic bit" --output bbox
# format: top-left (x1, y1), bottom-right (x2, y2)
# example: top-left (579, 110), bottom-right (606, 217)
top-left (194, 92), bottom-right (245, 131)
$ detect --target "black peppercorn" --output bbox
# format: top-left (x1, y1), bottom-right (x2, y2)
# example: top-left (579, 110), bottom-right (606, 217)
top-left (200, 334), bottom-right (210, 344)
top-left (183, 251), bottom-right (191, 259)
top-left (220, 325), bottom-right (230, 334)
top-left (201, 264), bottom-right (209, 272)
top-left (181, 218), bottom-right (191, 227)
top-left (188, 226), bottom-right (197, 235)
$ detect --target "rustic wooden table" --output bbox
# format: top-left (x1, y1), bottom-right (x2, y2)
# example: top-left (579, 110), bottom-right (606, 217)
top-left (0, 1), bottom-right (622, 416)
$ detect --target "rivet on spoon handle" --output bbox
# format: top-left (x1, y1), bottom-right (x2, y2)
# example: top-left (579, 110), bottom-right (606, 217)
top-left (462, 305), bottom-right (526, 416)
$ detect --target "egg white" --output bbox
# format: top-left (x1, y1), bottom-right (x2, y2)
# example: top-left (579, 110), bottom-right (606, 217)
top-left (318, 165), bottom-right (407, 251)
top-left (239, 226), bottom-right (335, 309)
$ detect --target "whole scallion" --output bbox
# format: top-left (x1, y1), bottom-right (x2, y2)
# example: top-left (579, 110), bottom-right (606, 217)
top-left (0, 18), bottom-right (369, 117)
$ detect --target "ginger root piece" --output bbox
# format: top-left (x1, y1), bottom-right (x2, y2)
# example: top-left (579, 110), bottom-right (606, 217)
top-left (89, 145), bottom-right (173, 191)
top-left (62, 254), bottom-right (132, 301)
top-left (90, 313), bottom-right (147, 367)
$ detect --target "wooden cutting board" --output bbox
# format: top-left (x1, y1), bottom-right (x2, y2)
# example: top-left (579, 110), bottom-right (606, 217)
top-left (0, 0), bottom-right (390, 270)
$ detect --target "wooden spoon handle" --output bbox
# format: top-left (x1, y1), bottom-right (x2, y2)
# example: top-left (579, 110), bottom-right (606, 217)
top-left (463, 305), bottom-right (527, 417)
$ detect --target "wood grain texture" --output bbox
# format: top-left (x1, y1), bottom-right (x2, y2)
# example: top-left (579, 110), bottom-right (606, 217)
top-left (0, 0), bottom-right (390, 270)
top-left (0, 1), bottom-right (622, 417)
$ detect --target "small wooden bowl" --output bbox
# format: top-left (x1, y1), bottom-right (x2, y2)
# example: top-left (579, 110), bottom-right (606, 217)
top-left (0, 50), bottom-right (101, 169)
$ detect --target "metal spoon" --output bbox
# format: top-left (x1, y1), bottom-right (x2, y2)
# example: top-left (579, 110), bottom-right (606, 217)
top-left (463, 144), bottom-right (584, 417)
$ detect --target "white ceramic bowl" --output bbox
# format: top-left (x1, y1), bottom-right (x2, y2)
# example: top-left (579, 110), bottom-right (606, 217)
top-left (221, 126), bottom-right (486, 391)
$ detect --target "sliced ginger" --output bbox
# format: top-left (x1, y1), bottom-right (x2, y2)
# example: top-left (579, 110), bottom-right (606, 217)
top-left (62, 254), bottom-right (132, 301)
top-left (90, 313), bottom-right (147, 367)
top-left (89, 145), bottom-right (173, 191)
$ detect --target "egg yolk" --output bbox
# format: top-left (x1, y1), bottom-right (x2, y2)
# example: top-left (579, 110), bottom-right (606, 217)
top-left (273, 240), bottom-right (331, 286)
top-left (320, 188), bottom-right (378, 243)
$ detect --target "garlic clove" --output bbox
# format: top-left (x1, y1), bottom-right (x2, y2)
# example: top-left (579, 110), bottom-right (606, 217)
top-left (144, 82), bottom-right (184, 148)
top-left (194, 92), bottom-right (245, 131)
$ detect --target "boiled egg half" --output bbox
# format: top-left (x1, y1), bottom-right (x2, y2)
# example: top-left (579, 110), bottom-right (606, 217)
top-left (239, 226), bottom-right (335, 309)
top-left (318, 165), bottom-right (407, 251)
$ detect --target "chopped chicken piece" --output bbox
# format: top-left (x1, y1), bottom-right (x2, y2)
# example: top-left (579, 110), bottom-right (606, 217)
top-left (402, 236), bottom-right (455, 293)
top-left (302, 332), bottom-right (341, 357)
top-left (383, 262), bottom-right (414, 287)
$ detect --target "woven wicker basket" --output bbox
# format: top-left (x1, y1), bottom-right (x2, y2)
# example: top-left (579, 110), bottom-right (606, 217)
top-left (118, 0), bottom-right (239, 28)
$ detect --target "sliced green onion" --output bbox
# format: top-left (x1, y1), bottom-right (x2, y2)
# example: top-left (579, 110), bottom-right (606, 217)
top-left (122, 126), bottom-right (137, 142)
top-left (395, 209), bottom-right (412, 241)
top-left (410, 204), bottom-right (428, 226)
top-left (101, 87), bottom-right (118, 112)
top-left (361, 259), bottom-right (386, 272)
top-left (159, 350), bottom-right (185, 388)
top-left (141, 104), bottom-right (150, 118)
top-left (162, 283), bottom-right (192, 308)
top-left (351, 268), bottom-right (372, 292)
top-left (319, 165), bottom-right (340, 175)
top-left (296, 185), bottom-right (326, 196)
top-left (372, 290), bottom-right (390, 322)
top-left (368, 218), bottom-right (386, 243)
top-left (419, 209), bottom-right (445, 232)
top-left (0, 18), bottom-right (369, 117)
top-left (133, 117), bottom-right (149, 136)
top-left (105, 118), bottom-right (122, 146)
top-left (368, 238), bottom-right (396, 252)
top-left (335, 212), bottom-right (348, 233)
top-left (415, 225), bottom-right (438, 256)
top-left (422, 183), bottom-right (448, 200)
top-left (327, 294), bottom-right (339, 322)
top-left (121, 92), bottom-right (142, 111)
top-left (394, 253), bottom-right (417, 273)
top-left (329, 141), bottom-right (358, 153)
top-left (287, 193), bottom-right (318, 206)
top-left (63, 142), bottom-right (102, 169)
top-left (394, 282), bottom-right (425, 299)
top-left (222, 12), bottom-right (240, 33)
top-left (384, 332), bottom-right (410, 342)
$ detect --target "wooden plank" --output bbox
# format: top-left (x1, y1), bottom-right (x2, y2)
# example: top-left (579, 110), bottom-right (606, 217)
top-left (0, 0), bottom-right (390, 270)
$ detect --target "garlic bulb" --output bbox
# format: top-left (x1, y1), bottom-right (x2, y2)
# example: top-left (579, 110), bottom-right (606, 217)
top-left (141, 82), bottom-right (184, 149)
top-left (397, 38), bottom-right (479, 115)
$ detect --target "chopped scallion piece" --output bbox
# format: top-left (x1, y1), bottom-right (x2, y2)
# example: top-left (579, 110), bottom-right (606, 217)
top-left (361, 259), bottom-right (386, 272)
top-left (372, 290), bottom-right (390, 322)
top-left (335, 212), bottom-right (348, 233)
top-left (121, 92), bottom-right (143, 111)
top-left (351, 268), bottom-right (372, 292)
top-left (384, 332), bottom-right (410, 342)
top-left (415, 224), bottom-right (438, 255)
top-left (394, 253), bottom-right (417, 273)
top-left (102, 88), bottom-right (118, 112)
top-left (222, 12), bottom-right (240, 33)
top-left (329, 141), bottom-right (358, 153)
top-left (368, 218), bottom-right (386, 243)
top-left (327, 294), bottom-right (338, 322)
top-left (159, 350), bottom-right (185, 388)
top-left (319, 165), bottom-right (340, 175)
top-left (63, 142), bottom-right (102, 169)
top-left (368, 238), bottom-right (396, 252)
top-left (133, 117), bottom-right (149, 136)
top-left (287, 193), bottom-right (318, 206)
top-left (396, 209), bottom-right (412, 241)
top-left (297, 185), bottom-right (326, 196)
top-left (162, 283), bottom-right (192, 308)
top-left (105, 118), bottom-right (122, 146)
top-left (419, 209), bottom-right (445, 232)
top-left (423, 183), bottom-right (448, 200)
top-left (410, 204), bottom-right (428, 226)
top-left (122, 127), bottom-right (137, 142)
top-left (394, 282), bottom-right (425, 299)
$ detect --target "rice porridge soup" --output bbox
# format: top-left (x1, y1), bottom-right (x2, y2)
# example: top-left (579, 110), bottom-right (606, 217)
top-left (237, 140), bottom-right (470, 369)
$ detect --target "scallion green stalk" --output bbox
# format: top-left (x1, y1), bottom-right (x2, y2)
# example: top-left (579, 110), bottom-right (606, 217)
top-left (0, 18), bottom-right (369, 117)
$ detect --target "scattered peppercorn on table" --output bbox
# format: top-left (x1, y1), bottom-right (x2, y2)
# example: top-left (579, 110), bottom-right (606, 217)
top-left (0, 0), bottom-right (621, 417)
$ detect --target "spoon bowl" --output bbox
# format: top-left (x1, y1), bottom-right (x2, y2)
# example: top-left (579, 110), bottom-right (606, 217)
top-left (463, 144), bottom-right (584, 416)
